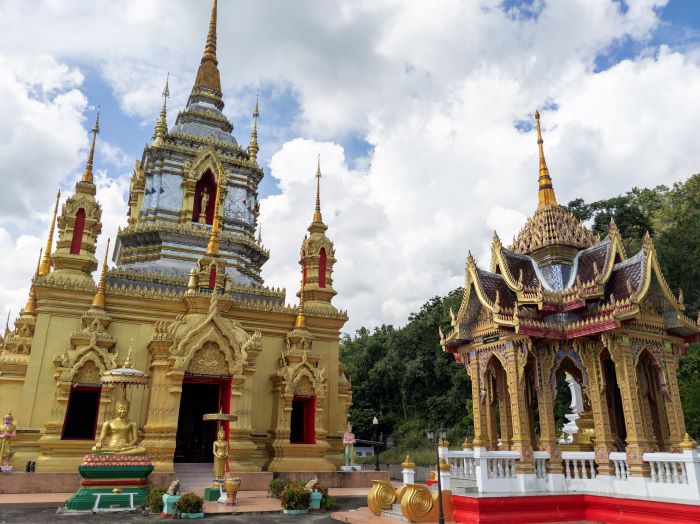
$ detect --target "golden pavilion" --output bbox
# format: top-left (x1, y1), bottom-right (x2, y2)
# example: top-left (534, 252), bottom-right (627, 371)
top-left (0, 0), bottom-right (351, 474)
top-left (441, 110), bottom-right (699, 478)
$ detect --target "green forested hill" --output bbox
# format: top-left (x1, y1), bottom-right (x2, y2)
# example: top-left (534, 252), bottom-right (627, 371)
top-left (342, 174), bottom-right (700, 457)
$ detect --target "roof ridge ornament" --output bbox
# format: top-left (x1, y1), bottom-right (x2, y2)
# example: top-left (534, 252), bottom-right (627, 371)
top-left (38, 189), bottom-right (61, 276)
top-left (153, 74), bottom-right (169, 145)
top-left (82, 108), bottom-right (100, 183)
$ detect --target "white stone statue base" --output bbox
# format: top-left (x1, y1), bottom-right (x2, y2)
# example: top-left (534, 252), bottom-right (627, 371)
top-left (339, 465), bottom-right (361, 472)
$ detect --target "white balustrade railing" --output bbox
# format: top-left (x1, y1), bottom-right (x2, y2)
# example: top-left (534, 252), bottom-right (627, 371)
top-left (644, 452), bottom-right (688, 484)
top-left (444, 450), bottom-right (476, 480)
top-left (561, 451), bottom-right (596, 480)
top-left (533, 451), bottom-right (549, 479)
top-left (485, 451), bottom-right (518, 479)
top-left (609, 452), bottom-right (629, 480)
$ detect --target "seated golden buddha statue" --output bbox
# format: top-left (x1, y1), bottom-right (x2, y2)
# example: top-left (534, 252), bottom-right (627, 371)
top-left (92, 399), bottom-right (147, 455)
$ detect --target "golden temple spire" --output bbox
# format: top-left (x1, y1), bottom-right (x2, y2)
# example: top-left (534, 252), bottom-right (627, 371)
top-left (313, 155), bottom-right (323, 224)
top-left (91, 238), bottom-right (111, 310)
top-left (153, 74), bottom-right (169, 144)
top-left (4, 310), bottom-right (10, 337)
top-left (38, 189), bottom-right (61, 276)
top-left (248, 95), bottom-right (260, 162)
top-left (206, 165), bottom-right (223, 255)
top-left (193, 0), bottom-right (222, 93)
top-left (534, 110), bottom-right (558, 209)
top-left (82, 109), bottom-right (100, 183)
top-left (23, 248), bottom-right (42, 315)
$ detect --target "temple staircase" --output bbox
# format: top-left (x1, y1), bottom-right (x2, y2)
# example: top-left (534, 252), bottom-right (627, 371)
top-left (450, 474), bottom-right (478, 495)
top-left (381, 503), bottom-right (410, 521)
top-left (173, 463), bottom-right (216, 494)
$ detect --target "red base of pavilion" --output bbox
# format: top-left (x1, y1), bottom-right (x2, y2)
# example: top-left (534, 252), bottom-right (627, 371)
top-left (452, 493), bottom-right (700, 523)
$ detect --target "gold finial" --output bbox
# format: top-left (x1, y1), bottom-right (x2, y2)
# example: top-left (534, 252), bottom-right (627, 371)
top-left (38, 189), bottom-right (61, 276)
top-left (534, 110), bottom-right (558, 209)
top-left (401, 455), bottom-right (416, 469)
top-left (680, 432), bottom-right (698, 450)
top-left (248, 95), bottom-right (260, 162)
top-left (439, 456), bottom-right (450, 472)
top-left (153, 74), bottom-right (169, 144)
top-left (193, 0), bottom-right (221, 93)
top-left (24, 247), bottom-right (42, 315)
top-left (206, 165), bottom-right (223, 255)
top-left (91, 238), bottom-right (111, 310)
top-left (82, 108), bottom-right (100, 183)
top-left (124, 339), bottom-right (133, 368)
top-left (4, 310), bottom-right (11, 337)
top-left (313, 155), bottom-right (323, 223)
top-left (294, 274), bottom-right (306, 329)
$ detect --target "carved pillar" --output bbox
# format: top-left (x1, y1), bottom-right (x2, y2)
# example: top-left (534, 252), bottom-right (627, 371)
top-left (579, 340), bottom-right (616, 476)
top-left (504, 340), bottom-right (533, 472)
top-left (142, 334), bottom-right (180, 473)
top-left (228, 373), bottom-right (259, 471)
top-left (484, 374), bottom-right (498, 450)
top-left (466, 352), bottom-right (487, 448)
top-left (662, 341), bottom-right (686, 451)
top-left (534, 343), bottom-right (562, 473)
top-left (497, 373), bottom-right (512, 450)
top-left (607, 335), bottom-right (653, 476)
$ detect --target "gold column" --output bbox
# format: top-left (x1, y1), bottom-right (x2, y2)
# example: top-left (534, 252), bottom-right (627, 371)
top-left (504, 341), bottom-right (534, 472)
top-left (607, 335), bottom-right (652, 476)
top-left (228, 373), bottom-right (259, 471)
top-left (534, 344), bottom-right (563, 473)
top-left (579, 341), bottom-right (616, 476)
top-left (662, 341), bottom-right (686, 451)
top-left (497, 374), bottom-right (512, 450)
top-left (142, 338), bottom-right (179, 472)
top-left (484, 374), bottom-right (498, 450)
top-left (466, 352), bottom-right (487, 447)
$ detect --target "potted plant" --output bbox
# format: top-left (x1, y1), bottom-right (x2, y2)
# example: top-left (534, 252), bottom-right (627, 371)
top-left (280, 481), bottom-right (310, 515)
top-left (173, 491), bottom-right (204, 519)
top-left (268, 478), bottom-right (291, 499)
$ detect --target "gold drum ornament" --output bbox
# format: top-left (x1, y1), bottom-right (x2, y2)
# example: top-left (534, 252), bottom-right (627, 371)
top-left (400, 484), bottom-right (433, 522)
top-left (367, 480), bottom-right (396, 515)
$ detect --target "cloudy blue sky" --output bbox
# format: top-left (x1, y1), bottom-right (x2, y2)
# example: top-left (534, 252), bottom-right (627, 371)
top-left (1, 0), bottom-right (700, 332)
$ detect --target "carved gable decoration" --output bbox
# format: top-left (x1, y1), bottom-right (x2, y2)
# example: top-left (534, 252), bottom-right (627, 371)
top-left (74, 359), bottom-right (102, 385)
top-left (166, 295), bottom-right (262, 374)
top-left (187, 341), bottom-right (229, 375)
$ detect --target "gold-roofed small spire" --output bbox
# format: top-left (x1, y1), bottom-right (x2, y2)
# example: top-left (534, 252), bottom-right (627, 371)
top-left (206, 165), bottom-right (223, 255)
top-left (82, 109), bottom-right (100, 183)
top-left (24, 247), bottom-right (42, 315)
top-left (153, 74), bottom-right (169, 144)
top-left (248, 95), bottom-right (260, 162)
top-left (38, 189), bottom-right (61, 276)
top-left (4, 310), bottom-right (11, 337)
top-left (193, 0), bottom-right (222, 93)
top-left (124, 338), bottom-right (133, 368)
top-left (91, 238), bottom-right (111, 310)
top-left (534, 110), bottom-right (558, 209)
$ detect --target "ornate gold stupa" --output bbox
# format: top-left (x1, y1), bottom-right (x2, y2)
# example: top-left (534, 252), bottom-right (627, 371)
top-left (0, 0), bottom-right (351, 475)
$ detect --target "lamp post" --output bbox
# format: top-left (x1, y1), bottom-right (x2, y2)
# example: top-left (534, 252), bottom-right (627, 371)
top-left (373, 416), bottom-right (380, 472)
top-left (427, 426), bottom-right (446, 524)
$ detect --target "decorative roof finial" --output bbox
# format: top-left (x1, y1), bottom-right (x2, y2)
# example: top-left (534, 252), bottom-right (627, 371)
top-left (257, 221), bottom-right (262, 244)
top-left (534, 110), bottom-right (558, 209)
top-left (206, 165), bottom-right (223, 255)
top-left (4, 310), bottom-right (10, 337)
top-left (193, 0), bottom-right (221, 93)
top-left (91, 238), bottom-right (111, 310)
top-left (313, 155), bottom-right (323, 224)
top-left (248, 95), bottom-right (260, 162)
top-left (153, 74), bottom-right (170, 144)
top-left (294, 275), bottom-right (306, 329)
top-left (82, 108), bottom-right (100, 183)
top-left (38, 189), bottom-right (61, 276)
top-left (24, 248), bottom-right (42, 315)
top-left (124, 338), bottom-right (133, 368)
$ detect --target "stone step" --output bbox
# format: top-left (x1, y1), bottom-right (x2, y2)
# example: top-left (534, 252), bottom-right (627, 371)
top-left (381, 503), bottom-right (409, 522)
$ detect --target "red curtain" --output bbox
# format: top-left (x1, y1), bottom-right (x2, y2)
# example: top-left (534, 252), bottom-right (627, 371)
top-left (70, 208), bottom-right (86, 255)
top-left (209, 266), bottom-right (217, 289)
top-left (318, 248), bottom-right (327, 288)
top-left (304, 396), bottom-right (316, 444)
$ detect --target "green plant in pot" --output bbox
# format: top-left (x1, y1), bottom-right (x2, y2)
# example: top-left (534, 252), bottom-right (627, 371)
top-left (173, 491), bottom-right (204, 519)
top-left (268, 478), bottom-right (291, 499)
top-left (280, 482), bottom-right (310, 515)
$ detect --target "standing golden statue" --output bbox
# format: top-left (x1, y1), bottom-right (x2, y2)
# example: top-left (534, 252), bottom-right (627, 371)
top-left (213, 426), bottom-right (229, 480)
top-left (0, 411), bottom-right (17, 471)
top-left (199, 190), bottom-right (210, 224)
top-left (93, 399), bottom-right (147, 455)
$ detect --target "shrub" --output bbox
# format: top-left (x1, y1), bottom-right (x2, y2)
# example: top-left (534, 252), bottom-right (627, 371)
top-left (313, 483), bottom-right (336, 511)
top-left (268, 478), bottom-right (291, 499)
top-left (173, 492), bottom-right (203, 514)
top-left (144, 485), bottom-right (167, 512)
top-left (280, 481), bottom-right (310, 510)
